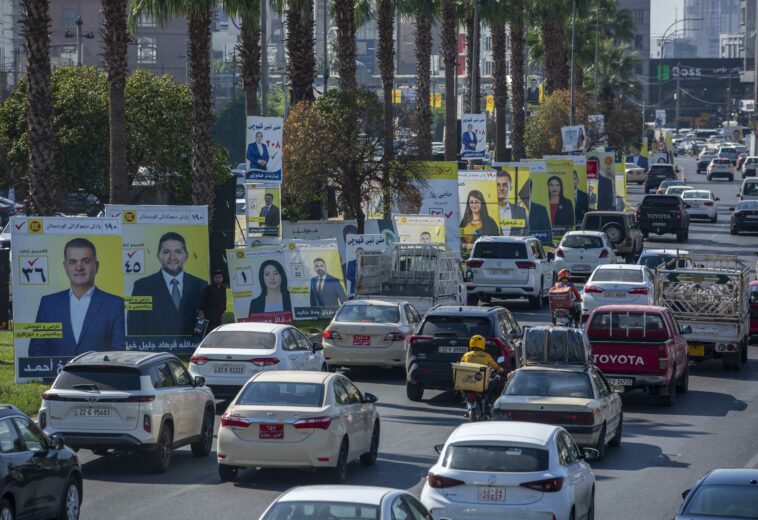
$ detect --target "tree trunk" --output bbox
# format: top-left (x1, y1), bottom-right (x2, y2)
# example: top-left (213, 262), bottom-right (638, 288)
top-left (492, 19), bottom-right (507, 162)
top-left (102, 0), bottom-right (129, 204)
top-left (334, 0), bottom-right (356, 90)
top-left (239, 19), bottom-right (261, 116)
top-left (541, 17), bottom-right (568, 93)
top-left (510, 0), bottom-right (526, 160)
top-left (377, 0), bottom-right (394, 218)
top-left (286, 0), bottom-right (316, 104)
top-left (414, 16), bottom-right (432, 160)
top-left (187, 8), bottom-right (215, 214)
top-left (465, 6), bottom-right (480, 113)
top-left (20, 0), bottom-right (58, 215)
top-left (440, 0), bottom-right (457, 161)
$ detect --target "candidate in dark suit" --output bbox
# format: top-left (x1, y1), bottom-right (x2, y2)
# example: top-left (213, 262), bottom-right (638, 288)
top-left (526, 78), bottom-right (540, 104)
top-left (597, 173), bottom-right (614, 211)
top-left (461, 124), bottom-right (478, 154)
top-left (528, 201), bottom-right (553, 244)
top-left (346, 247), bottom-right (363, 295)
top-left (626, 144), bottom-right (649, 170)
top-left (246, 131), bottom-right (269, 171)
top-left (547, 176), bottom-right (575, 229)
top-left (259, 193), bottom-right (280, 236)
top-left (127, 232), bottom-right (206, 336)
top-left (573, 171), bottom-right (589, 224)
top-left (249, 260), bottom-right (292, 315)
top-left (496, 170), bottom-right (528, 236)
top-left (28, 238), bottom-right (125, 357)
top-left (310, 258), bottom-right (347, 308)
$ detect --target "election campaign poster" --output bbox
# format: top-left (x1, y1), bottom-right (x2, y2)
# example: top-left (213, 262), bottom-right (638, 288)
top-left (492, 163), bottom-right (529, 237)
top-left (531, 159), bottom-right (575, 244)
top-left (461, 113), bottom-right (487, 159)
top-left (344, 234), bottom-right (387, 295)
top-left (615, 162), bottom-right (628, 209)
top-left (545, 155), bottom-right (588, 225)
top-left (105, 205), bottom-right (209, 353)
top-left (588, 114), bottom-right (605, 144)
top-left (561, 125), bottom-right (587, 153)
top-left (518, 160), bottom-right (550, 243)
top-left (246, 116), bottom-right (284, 182)
top-left (393, 215), bottom-right (445, 247)
top-left (416, 162), bottom-right (460, 254)
top-left (246, 183), bottom-right (282, 238)
top-left (12, 217), bottom-right (123, 381)
top-left (458, 169), bottom-right (499, 255)
top-left (586, 150), bottom-right (616, 211)
top-left (655, 109), bottom-right (666, 127)
top-left (526, 75), bottom-right (542, 105)
top-left (278, 219), bottom-right (395, 262)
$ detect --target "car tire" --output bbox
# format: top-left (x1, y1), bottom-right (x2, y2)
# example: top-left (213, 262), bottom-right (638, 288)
top-left (467, 293), bottom-right (479, 306)
top-left (0, 498), bottom-right (13, 520)
top-left (724, 351), bottom-right (742, 371)
top-left (528, 287), bottom-right (543, 310)
top-left (587, 488), bottom-right (595, 520)
top-left (602, 223), bottom-right (623, 246)
top-left (707, 175), bottom-right (711, 181)
top-left (57, 476), bottom-right (81, 520)
top-left (609, 414), bottom-right (622, 447)
top-left (594, 424), bottom-right (606, 460)
top-left (638, 181), bottom-right (644, 185)
top-left (710, 215), bottom-right (717, 223)
top-left (729, 175), bottom-right (734, 182)
top-left (731, 226), bottom-right (738, 235)
top-left (406, 382), bottom-right (424, 402)
top-left (147, 423), bottom-right (173, 473)
top-left (330, 439), bottom-right (349, 483)
top-left (676, 231), bottom-right (685, 242)
top-left (360, 422), bottom-right (380, 466)
top-left (661, 376), bottom-right (676, 407)
top-left (320, 363), bottom-right (328, 372)
top-left (191, 408), bottom-right (214, 457)
top-left (218, 464), bottom-right (238, 482)
top-left (644, 188), bottom-right (650, 194)
top-left (641, 231), bottom-right (649, 239)
top-left (741, 340), bottom-right (748, 363)
top-left (676, 363), bottom-right (689, 394)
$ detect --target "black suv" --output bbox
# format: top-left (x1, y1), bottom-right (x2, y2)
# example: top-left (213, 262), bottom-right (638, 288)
top-left (637, 195), bottom-right (690, 242)
top-left (406, 306), bottom-right (522, 401)
top-left (580, 211), bottom-right (643, 262)
top-left (644, 164), bottom-right (677, 194)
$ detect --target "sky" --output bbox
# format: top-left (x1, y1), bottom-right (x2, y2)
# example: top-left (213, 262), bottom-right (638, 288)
top-left (650, 0), bottom-right (684, 39)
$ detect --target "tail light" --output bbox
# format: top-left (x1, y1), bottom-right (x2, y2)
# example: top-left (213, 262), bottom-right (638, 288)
top-left (628, 287), bottom-right (649, 295)
top-left (250, 358), bottom-right (280, 366)
top-left (384, 332), bottom-right (405, 342)
top-left (704, 201), bottom-right (714, 206)
top-left (38, 411), bottom-right (46, 430)
top-left (636, 208), bottom-right (641, 220)
top-left (125, 395), bottom-right (156, 402)
top-left (520, 477), bottom-right (564, 492)
top-left (466, 259), bottom-right (484, 268)
top-left (323, 329), bottom-right (342, 341)
top-left (555, 248), bottom-right (564, 258)
top-left (220, 414), bottom-right (250, 428)
top-left (515, 261), bottom-right (536, 269)
top-left (42, 393), bottom-right (62, 401)
top-left (675, 211), bottom-right (682, 219)
top-left (427, 473), bottom-right (465, 488)
top-left (584, 285), bottom-right (603, 294)
top-left (189, 356), bottom-right (209, 365)
top-left (143, 414), bottom-right (152, 433)
top-left (657, 344), bottom-right (669, 372)
top-left (410, 335), bottom-right (433, 346)
top-left (294, 416), bottom-right (333, 430)
top-left (599, 249), bottom-right (609, 258)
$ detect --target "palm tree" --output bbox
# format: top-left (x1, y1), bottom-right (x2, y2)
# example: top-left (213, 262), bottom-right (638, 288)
top-left (529, 0), bottom-right (569, 93)
top-left (20, 0), bottom-right (58, 214)
top-left (102, 0), bottom-right (130, 203)
top-left (440, 0), bottom-right (458, 161)
top-left (481, 0), bottom-right (507, 161)
top-left (333, 0), bottom-right (357, 89)
top-left (376, 0), bottom-right (394, 216)
top-left (509, 0), bottom-right (526, 160)
top-left (281, 0), bottom-right (316, 104)
top-left (226, 0), bottom-right (261, 116)
top-left (463, 1), bottom-right (480, 112)
top-left (586, 40), bottom-right (640, 113)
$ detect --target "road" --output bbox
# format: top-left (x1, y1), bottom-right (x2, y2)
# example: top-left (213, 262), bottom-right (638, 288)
top-left (78, 161), bottom-right (758, 520)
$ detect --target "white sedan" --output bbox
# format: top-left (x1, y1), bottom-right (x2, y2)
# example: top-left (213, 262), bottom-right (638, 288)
top-left (188, 322), bottom-right (327, 399)
top-left (554, 231), bottom-right (616, 281)
top-left (259, 486), bottom-right (433, 519)
top-left (421, 422), bottom-right (597, 520)
top-left (681, 189), bottom-right (719, 222)
top-left (217, 371), bottom-right (380, 483)
top-left (581, 264), bottom-right (655, 319)
top-left (664, 185), bottom-right (693, 197)
top-left (625, 163), bottom-right (645, 184)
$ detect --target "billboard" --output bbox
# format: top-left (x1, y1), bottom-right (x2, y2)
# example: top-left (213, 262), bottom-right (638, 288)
top-left (461, 113), bottom-right (487, 159)
top-left (586, 151), bottom-right (616, 211)
top-left (415, 162), bottom-right (460, 253)
top-left (344, 233), bottom-right (387, 295)
top-left (492, 163), bottom-right (529, 237)
top-left (458, 169), bottom-right (499, 255)
top-left (245, 116), bottom-right (284, 182)
top-left (246, 183), bottom-right (282, 238)
top-left (393, 215), bottom-right (445, 246)
top-left (532, 159), bottom-right (575, 244)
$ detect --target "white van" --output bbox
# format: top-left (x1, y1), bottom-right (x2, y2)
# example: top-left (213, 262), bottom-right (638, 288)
top-left (738, 178), bottom-right (758, 201)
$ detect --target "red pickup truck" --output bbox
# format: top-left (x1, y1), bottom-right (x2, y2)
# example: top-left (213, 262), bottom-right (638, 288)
top-left (585, 305), bottom-right (690, 406)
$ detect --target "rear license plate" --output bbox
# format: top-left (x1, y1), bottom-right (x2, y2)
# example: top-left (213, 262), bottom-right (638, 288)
top-left (438, 346), bottom-right (468, 354)
top-left (573, 264), bottom-right (591, 272)
top-left (688, 345), bottom-right (705, 357)
top-left (478, 487), bottom-right (505, 502)
top-left (652, 222), bottom-right (667, 227)
top-left (607, 378), bottom-right (633, 387)
top-left (214, 365), bottom-right (245, 375)
top-left (746, 215), bottom-right (758, 220)
top-left (76, 408), bottom-right (112, 417)
top-left (352, 335), bottom-right (371, 346)
top-left (605, 291), bottom-right (628, 298)
top-left (259, 424), bottom-right (284, 439)
top-left (488, 269), bottom-right (512, 275)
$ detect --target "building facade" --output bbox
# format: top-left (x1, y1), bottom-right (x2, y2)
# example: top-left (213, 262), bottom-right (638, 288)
top-left (683, 0), bottom-right (741, 58)
top-left (618, 0), bottom-right (650, 115)
top-left (0, 0), bottom-right (23, 98)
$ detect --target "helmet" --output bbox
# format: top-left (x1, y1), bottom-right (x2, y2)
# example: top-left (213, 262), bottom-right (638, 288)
top-left (557, 269), bottom-right (571, 282)
top-left (469, 335), bottom-right (486, 351)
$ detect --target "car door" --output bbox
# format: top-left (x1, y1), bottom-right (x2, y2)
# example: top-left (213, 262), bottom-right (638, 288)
top-left (0, 417), bottom-right (38, 518)
top-left (151, 362), bottom-right (183, 440)
top-left (340, 378), bottom-right (371, 453)
top-left (168, 360), bottom-right (202, 440)
top-left (558, 431), bottom-right (593, 518)
top-left (292, 328), bottom-right (320, 370)
top-left (332, 379), bottom-right (360, 457)
top-left (281, 329), bottom-right (305, 370)
top-left (596, 370), bottom-right (623, 429)
top-left (663, 310), bottom-right (688, 377)
top-left (402, 495), bottom-right (433, 519)
top-left (12, 416), bottom-right (63, 516)
top-left (590, 369), bottom-right (618, 438)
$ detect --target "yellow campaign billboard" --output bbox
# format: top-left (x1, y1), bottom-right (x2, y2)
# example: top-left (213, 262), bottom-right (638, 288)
top-left (393, 214), bottom-right (446, 246)
top-left (492, 163), bottom-right (529, 237)
top-left (246, 182), bottom-right (282, 238)
top-left (532, 159), bottom-right (575, 244)
top-left (458, 170), bottom-right (499, 255)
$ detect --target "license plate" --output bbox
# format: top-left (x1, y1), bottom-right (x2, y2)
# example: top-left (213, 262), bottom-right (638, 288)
top-left (746, 215), bottom-right (758, 220)
top-left (259, 424), bottom-right (284, 439)
top-left (573, 264), bottom-right (591, 272)
top-left (605, 291), bottom-right (628, 298)
top-left (76, 408), bottom-right (112, 417)
top-left (438, 346), bottom-right (468, 354)
top-left (214, 365), bottom-right (245, 375)
top-left (608, 378), bottom-right (633, 387)
top-left (688, 345), bottom-right (705, 357)
top-left (478, 487), bottom-right (505, 502)
top-left (352, 335), bottom-right (372, 346)
top-left (488, 269), bottom-right (512, 275)
top-left (652, 222), bottom-right (667, 227)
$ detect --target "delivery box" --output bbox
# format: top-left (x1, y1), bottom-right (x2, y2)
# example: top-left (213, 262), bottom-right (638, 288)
top-left (452, 362), bottom-right (490, 392)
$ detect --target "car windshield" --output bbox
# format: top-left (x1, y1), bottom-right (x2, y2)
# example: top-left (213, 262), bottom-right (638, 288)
top-left (561, 235), bottom-right (603, 249)
top-left (738, 201), bottom-right (758, 210)
top-left (666, 187), bottom-right (690, 196)
top-left (700, 155), bottom-right (716, 161)
top-left (237, 382), bottom-right (325, 407)
top-left (261, 502), bottom-right (379, 520)
top-left (591, 268), bottom-right (643, 283)
top-left (743, 183), bottom-right (758, 196)
top-left (682, 191), bottom-right (710, 199)
top-left (642, 196), bottom-right (679, 208)
top-left (443, 445), bottom-right (550, 472)
top-left (334, 304), bottom-right (399, 324)
top-left (505, 370), bottom-right (593, 398)
top-left (684, 485), bottom-right (758, 518)
top-left (55, 367), bottom-right (142, 391)
top-left (200, 331), bottom-right (276, 349)
top-left (650, 165), bottom-right (673, 174)
top-left (420, 316), bottom-right (491, 338)
top-left (588, 312), bottom-right (668, 340)
top-left (639, 254), bottom-right (675, 269)
top-left (472, 242), bottom-right (528, 259)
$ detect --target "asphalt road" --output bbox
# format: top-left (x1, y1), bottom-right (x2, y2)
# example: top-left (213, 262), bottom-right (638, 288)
top-left (77, 159), bottom-right (758, 520)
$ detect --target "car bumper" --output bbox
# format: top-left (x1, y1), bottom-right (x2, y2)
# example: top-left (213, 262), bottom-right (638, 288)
top-left (687, 208), bottom-right (716, 219)
top-left (468, 282), bottom-right (539, 297)
top-left (407, 362), bottom-right (455, 390)
top-left (323, 341), bottom-right (406, 367)
top-left (582, 294), bottom-right (652, 317)
top-left (600, 372), bottom-right (667, 388)
top-left (46, 431), bottom-right (157, 451)
top-left (641, 224), bottom-right (683, 235)
top-left (421, 487), bottom-right (568, 520)
top-left (217, 427), bottom-right (341, 468)
top-left (554, 259), bottom-right (605, 279)
top-left (708, 170), bottom-right (733, 178)
top-left (188, 365), bottom-right (257, 390)
top-left (733, 220), bottom-right (758, 231)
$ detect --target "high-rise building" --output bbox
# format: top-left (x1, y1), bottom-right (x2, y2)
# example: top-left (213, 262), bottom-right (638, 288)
top-left (617, 0), bottom-right (650, 109)
top-left (683, 0), bottom-right (741, 58)
top-left (0, 0), bottom-right (24, 98)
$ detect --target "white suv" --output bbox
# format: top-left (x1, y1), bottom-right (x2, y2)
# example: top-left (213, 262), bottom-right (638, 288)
top-left (464, 236), bottom-right (555, 309)
top-left (39, 351), bottom-right (216, 473)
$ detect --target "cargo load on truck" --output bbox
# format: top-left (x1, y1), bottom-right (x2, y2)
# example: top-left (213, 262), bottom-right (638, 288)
top-left (522, 326), bottom-right (592, 366)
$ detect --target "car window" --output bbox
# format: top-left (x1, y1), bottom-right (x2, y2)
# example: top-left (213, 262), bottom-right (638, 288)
top-left (472, 242), bottom-right (528, 259)
top-left (409, 306), bottom-right (421, 324)
top-left (419, 316), bottom-right (491, 338)
top-left (684, 485), bottom-right (758, 517)
top-left (556, 433), bottom-right (570, 465)
top-left (0, 419), bottom-right (21, 453)
top-left (237, 382), bottom-right (325, 407)
top-left (261, 502), bottom-right (380, 519)
top-left (333, 380), bottom-right (351, 406)
top-left (743, 182), bottom-right (758, 196)
top-left (391, 498), bottom-right (411, 520)
top-left (340, 379), bottom-right (363, 404)
top-left (199, 331), bottom-right (276, 349)
top-left (290, 329), bottom-right (312, 351)
top-left (591, 268), bottom-right (643, 283)
top-left (591, 371), bottom-right (608, 398)
top-left (55, 367), bottom-right (142, 391)
top-left (563, 432), bottom-right (582, 464)
top-left (152, 363), bottom-right (174, 388)
top-left (12, 417), bottom-right (47, 452)
top-left (562, 234), bottom-right (604, 249)
top-left (282, 329), bottom-right (299, 351)
top-left (505, 370), bottom-right (593, 399)
top-left (402, 496), bottom-right (431, 520)
top-left (582, 214), bottom-right (599, 229)
top-left (404, 305), bottom-right (415, 325)
top-left (443, 444), bottom-right (549, 471)
top-left (168, 360), bottom-right (192, 386)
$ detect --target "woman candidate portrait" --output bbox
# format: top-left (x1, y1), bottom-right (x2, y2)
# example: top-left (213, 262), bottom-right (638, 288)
top-left (459, 190), bottom-right (499, 251)
top-left (249, 260), bottom-right (293, 315)
top-left (547, 176), bottom-right (575, 229)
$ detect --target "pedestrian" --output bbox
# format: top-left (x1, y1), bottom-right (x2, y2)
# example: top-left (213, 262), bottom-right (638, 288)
top-left (198, 269), bottom-right (227, 335)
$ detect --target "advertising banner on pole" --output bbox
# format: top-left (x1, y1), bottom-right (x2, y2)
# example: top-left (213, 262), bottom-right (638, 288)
top-left (461, 114), bottom-right (487, 159)
top-left (492, 163), bottom-right (529, 237)
top-left (518, 160), bottom-right (549, 243)
top-left (544, 155), bottom-right (588, 225)
top-left (393, 215), bottom-right (446, 246)
top-left (246, 183), bottom-right (282, 238)
top-left (12, 217), bottom-right (124, 381)
top-left (245, 116), bottom-right (284, 182)
top-left (344, 234), bottom-right (387, 296)
top-left (561, 125), bottom-right (587, 153)
top-left (586, 151), bottom-right (616, 211)
top-left (416, 162), bottom-right (460, 253)
top-left (105, 205), bottom-right (209, 352)
top-left (615, 162), bottom-right (628, 209)
top-left (534, 159), bottom-right (576, 244)
top-left (458, 169), bottom-right (499, 255)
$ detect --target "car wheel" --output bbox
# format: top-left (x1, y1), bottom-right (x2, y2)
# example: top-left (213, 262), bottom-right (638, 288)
top-left (731, 226), bottom-right (738, 235)
top-left (641, 231), bottom-right (649, 239)
top-left (528, 283), bottom-right (543, 310)
top-left (330, 439), bottom-right (349, 483)
top-left (602, 223), bottom-right (623, 245)
top-left (587, 487), bottom-right (596, 520)
top-left (147, 423), bottom-right (173, 473)
top-left (594, 424), bottom-right (606, 460)
top-left (661, 376), bottom-right (676, 407)
top-left (609, 413), bottom-right (622, 447)
top-left (710, 214), bottom-right (717, 223)
top-left (466, 293), bottom-right (479, 306)
top-left (676, 231), bottom-right (685, 242)
top-left (644, 188), bottom-right (649, 194)
top-left (191, 408), bottom-right (214, 457)
top-left (729, 175), bottom-right (734, 182)
top-left (676, 363), bottom-right (689, 394)
top-left (218, 464), bottom-right (238, 482)
top-left (360, 422), bottom-right (380, 466)
top-left (638, 181), bottom-right (644, 185)
top-left (0, 498), bottom-right (13, 520)
top-left (57, 477), bottom-right (81, 520)
top-left (406, 382), bottom-right (424, 402)
top-left (741, 341), bottom-right (748, 363)
top-left (320, 363), bottom-right (328, 372)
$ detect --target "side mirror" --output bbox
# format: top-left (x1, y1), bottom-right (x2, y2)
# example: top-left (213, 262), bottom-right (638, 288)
top-left (362, 392), bottom-right (378, 404)
top-left (312, 342), bottom-right (324, 352)
top-left (611, 385), bottom-right (625, 394)
top-left (715, 197), bottom-right (720, 201)
top-left (680, 325), bottom-right (692, 335)
top-left (193, 375), bottom-right (205, 387)
top-left (682, 489), bottom-right (691, 499)
top-left (50, 433), bottom-right (65, 451)
top-left (729, 207), bottom-right (736, 211)
top-left (547, 252), bottom-right (555, 261)
top-left (684, 203), bottom-right (691, 209)
top-left (582, 447), bottom-right (600, 462)
top-left (434, 444), bottom-right (444, 454)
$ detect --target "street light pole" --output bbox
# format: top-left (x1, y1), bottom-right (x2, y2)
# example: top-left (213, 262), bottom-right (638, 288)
top-left (261, 0), bottom-right (268, 116)
top-left (569, 0), bottom-right (576, 125)
top-left (64, 16), bottom-right (94, 66)
top-left (323, 0), bottom-right (329, 91)
top-left (469, 0), bottom-right (479, 113)
top-left (675, 61), bottom-right (680, 131)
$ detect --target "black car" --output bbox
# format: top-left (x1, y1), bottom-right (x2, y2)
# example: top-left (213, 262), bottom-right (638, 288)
top-left (637, 195), bottom-right (690, 242)
top-left (406, 306), bottom-right (522, 401)
top-left (696, 155), bottom-right (716, 174)
top-left (675, 469), bottom-right (758, 519)
top-left (730, 200), bottom-right (758, 235)
top-left (0, 405), bottom-right (82, 520)
top-left (644, 164), bottom-right (677, 194)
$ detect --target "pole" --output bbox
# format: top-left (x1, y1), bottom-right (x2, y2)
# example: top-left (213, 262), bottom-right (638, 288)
top-left (76, 17), bottom-right (82, 66)
top-left (594, 9), bottom-right (599, 104)
top-left (395, 12), bottom-right (401, 75)
top-left (727, 74), bottom-right (732, 122)
top-left (569, 0), bottom-right (576, 125)
top-left (261, 0), bottom-right (268, 116)
top-left (283, 10), bottom-right (289, 116)
top-left (323, 0), bottom-right (329, 91)
top-left (469, 0), bottom-right (479, 113)
top-left (231, 49), bottom-right (236, 100)
top-left (675, 61), bottom-right (680, 131)
top-left (754, 0), bottom-right (758, 127)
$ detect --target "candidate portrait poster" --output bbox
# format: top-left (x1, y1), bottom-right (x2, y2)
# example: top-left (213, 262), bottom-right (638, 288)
top-left (615, 162), bottom-right (628, 209)
top-left (393, 215), bottom-right (445, 247)
top-left (246, 116), bottom-right (284, 182)
top-left (526, 75), bottom-right (542, 105)
top-left (458, 170), bottom-right (499, 255)
top-left (531, 159), bottom-right (575, 245)
top-left (105, 205), bottom-right (209, 352)
top-left (345, 234), bottom-right (387, 296)
top-left (492, 163), bottom-right (529, 237)
top-left (561, 125), bottom-right (587, 153)
top-left (12, 217), bottom-right (123, 381)
top-left (280, 219), bottom-right (395, 263)
top-left (518, 160), bottom-right (550, 244)
top-left (586, 150), bottom-right (616, 211)
top-left (416, 161), bottom-right (460, 254)
top-left (246, 183), bottom-right (282, 238)
top-left (545, 155), bottom-right (588, 225)
top-left (461, 114), bottom-right (487, 159)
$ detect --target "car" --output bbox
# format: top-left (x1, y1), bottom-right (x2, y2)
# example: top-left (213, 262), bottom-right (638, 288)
top-left (625, 163), bottom-right (645, 184)
top-left (738, 177), bottom-right (758, 201)
top-left (62, 190), bottom-right (102, 217)
top-left (231, 163), bottom-right (247, 198)
top-left (655, 179), bottom-right (686, 195)
top-left (717, 146), bottom-right (738, 164)
top-left (464, 236), bottom-right (556, 309)
top-left (681, 189), bottom-right (719, 222)
top-left (730, 200), bottom-right (758, 235)
top-left (39, 351), bottom-right (216, 473)
top-left (581, 264), bottom-right (655, 319)
top-left (580, 211), bottom-right (643, 263)
top-left (420, 422), bottom-right (597, 520)
top-left (258, 485), bottom-right (432, 519)
top-left (554, 231), bottom-right (616, 280)
top-left (321, 300), bottom-right (421, 369)
top-left (217, 371), bottom-right (380, 483)
top-left (664, 185), bottom-right (694, 197)
top-left (707, 158), bottom-right (735, 181)
top-left (637, 248), bottom-right (689, 270)
top-left (644, 164), bottom-right (677, 194)
top-left (406, 305), bottom-right (523, 402)
top-left (0, 404), bottom-right (83, 520)
top-left (637, 195), bottom-right (690, 242)
top-left (675, 468), bottom-right (758, 520)
top-left (696, 154), bottom-right (717, 174)
top-left (189, 322), bottom-right (327, 399)
top-left (742, 156), bottom-right (758, 178)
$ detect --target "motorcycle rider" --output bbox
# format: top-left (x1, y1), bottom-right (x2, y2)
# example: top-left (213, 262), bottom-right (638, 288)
top-left (552, 269), bottom-right (582, 323)
top-left (460, 335), bottom-right (504, 410)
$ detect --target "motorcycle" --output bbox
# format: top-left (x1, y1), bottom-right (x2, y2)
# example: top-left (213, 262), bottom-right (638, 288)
top-left (463, 372), bottom-right (502, 422)
top-left (549, 289), bottom-right (580, 327)
top-left (552, 307), bottom-right (574, 327)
